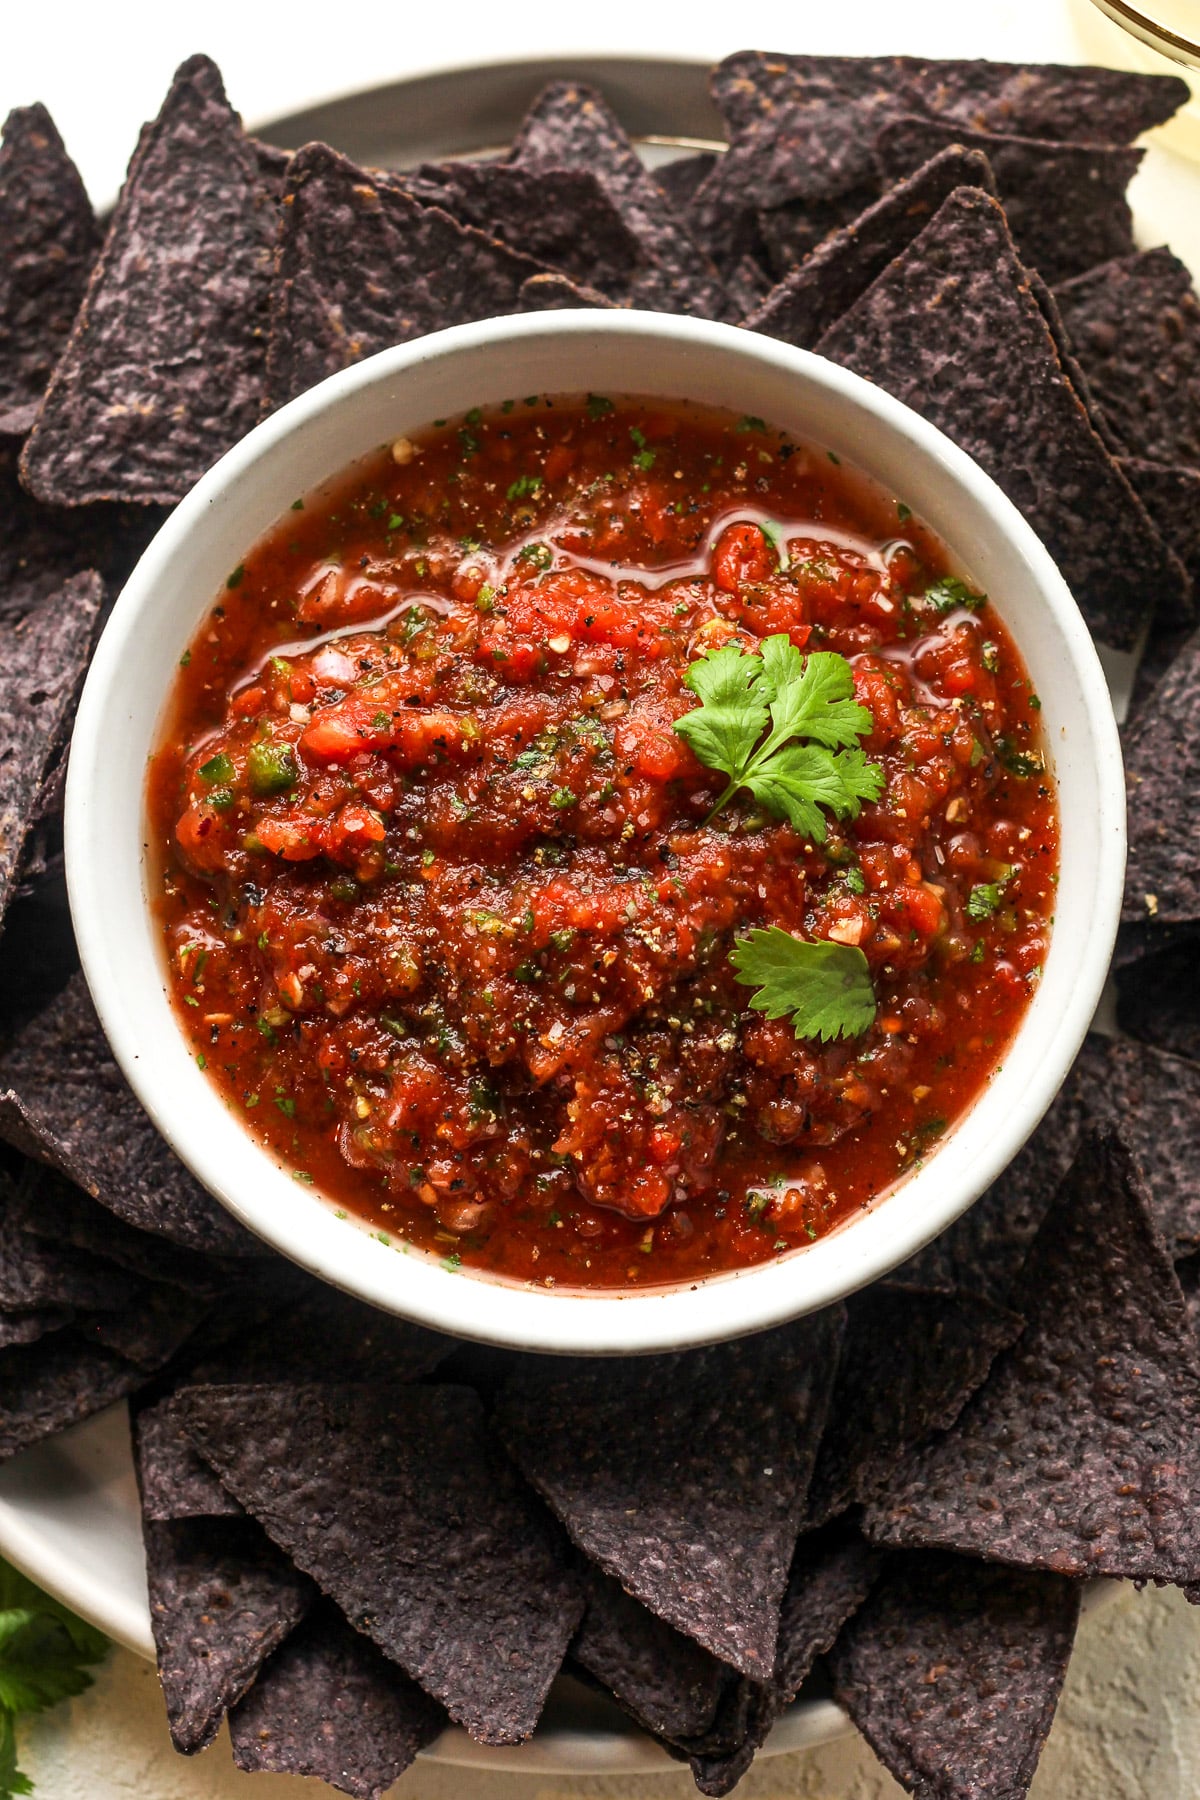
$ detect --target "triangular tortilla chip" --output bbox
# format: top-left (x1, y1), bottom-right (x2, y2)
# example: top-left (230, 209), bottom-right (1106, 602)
top-left (0, 1328), bottom-right (144, 1461)
top-left (228, 1601), bottom-right (445, 1799)
top-left (0, 103), bottom-right (99, 435)
top-left (402, 162), bottom-right (644, 297)
top-left (510, 82), bottom-right (730, 318)
top-left (0, 569), bottom-right (100, 932)
top-left (816, 186), bottom-right (1188, 648)
top-left (806, 1286), bottom-right (1024, 1527)
top-left (495, 1307), bottom-right (844, 1679)
top-left (830, 1551), bottom-right (1080, 1800)
top-left (1054, 248), bottom-right (1200, 467)
top-left (681, 1520), bottom-right (882, 1796)
top-left (864, 1135), bottom-right (1200, 1586)
top-left (570, 1562), bottom-right (728, 1741)
top-left (21, 56), bottom-right (279, 504)
top-left (875, 116), bottom-right (1139, 286)
top-left (145, 1514), bottom-right (314, 1754)
top-left (172, 1381), bottom-right (582, 1745)
top-left (0, 971), bottom-right (262, 1255)
top-left (697, 51), bottom-right (1185, 268)
top-left (266, 144), bottom-right (547, 410)
top-left (747, 145), bottom-right (994, 347)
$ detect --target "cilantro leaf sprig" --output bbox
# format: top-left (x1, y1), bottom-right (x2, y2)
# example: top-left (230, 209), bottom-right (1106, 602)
top-left (673, 636), bottom-right (883, 838)
top-left (731, 927), bottom-right (877, 1043)
top-left (0, 1559), bottom-right (108, 1800)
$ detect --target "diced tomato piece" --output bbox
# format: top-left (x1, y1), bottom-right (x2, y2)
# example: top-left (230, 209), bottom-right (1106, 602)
top-left (256, 815), bottom-right (324, 860)
top-left (712, 521), bottom-right (774, 593)
top-left (231, 684), bottom-right (266, 719)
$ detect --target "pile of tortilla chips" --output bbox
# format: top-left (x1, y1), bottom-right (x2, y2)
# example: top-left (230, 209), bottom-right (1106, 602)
top-left (1, 47), bottom-right (1200, 1800)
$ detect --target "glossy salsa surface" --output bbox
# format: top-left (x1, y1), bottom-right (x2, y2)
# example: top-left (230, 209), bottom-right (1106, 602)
top-left (148, 396), bottom-right (1057, 1290)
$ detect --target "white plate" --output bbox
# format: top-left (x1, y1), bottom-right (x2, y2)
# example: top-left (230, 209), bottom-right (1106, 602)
top-left (0, 49), bottom-right (1188, 1778)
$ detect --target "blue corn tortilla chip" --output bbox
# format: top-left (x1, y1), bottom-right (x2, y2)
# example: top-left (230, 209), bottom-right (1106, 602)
top-left (747, 145), bottom-right (995, 348)
top-left (816, 186), bottom-right (1188, 650)
top-left (509, 82), bottom-right (731, 319)
top-left (0, 1164), bottom-right (144, 1314)
top-left (570, 1562), bottom-right (727, 1741)
top-left (1116, 934), bottom-right (1200, 1061)
top-left (400, 162), bottom-right (644, 298)
top-left (171, 1381), bottom-right (583, 1745)
top-left (5, 1155), bottom-right (226, 1295)
top-left (188, 1282), bottom-right (453, 1386)
top-left (228, 1601), bottom-right (445, 1799)
top-left (863, 1134), bottom-right (1200, 1586)
top-left (0, 971), bottom-right (263, 1256)
top-left (145, 1513), bottom-right (314, 1755)
top-left (495, 1306), bottom-right (844, 1680)
top-left (1053, 247), bottom-right (1200, 467)
top-left (0, 104), bottom-right (99, 436)
top-left (134, 1397), bottom-right (243, 1520)
top-left (899, 1030), bottom-right (1200, 1291)
top-left (21, 56), bottom-right (279, 506)
top-left (0, 437), bottom-right (166, 626)
top-left (1121, 626), bottom-right (1200, 926)
top-left (805, 1286), bottom-right (1024, 1528)
top-left (710, 50), bottom-right (1185, 182)
top-left (266, 144), bottom-right (547, 410)
top-left (697, 51), bottom-right (1186, 272)
top-left (1122, 459), bottom-right (1200, 606)
top-left (0, 569), bottom-right (101, 931)
top-left (830, 1551), bottom-right (1080, 1800)
top-left (0, 1328), bottom-right (144, 1461)
top-left (874, 117), bottom-right (1140, 287)
top-left (680, 1520), bottom-right (883, 1797)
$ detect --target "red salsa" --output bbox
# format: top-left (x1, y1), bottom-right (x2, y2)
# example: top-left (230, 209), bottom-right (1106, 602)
top-left (148, 397), bottom-right (1057, 1290)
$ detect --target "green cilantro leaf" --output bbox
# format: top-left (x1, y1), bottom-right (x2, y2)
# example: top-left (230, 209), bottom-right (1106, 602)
top-left (673, 642), bottom-right (769, 781)
top-left (730, 927), bottom-right (876, 1042)
top-left (0, 1561), bottom-right (107, 1800)
top-left (924, 575), bottom-right (986, 613)
top-left (756, 640), bottom-right (874, 750)
top-left (741, 742), bottom-right (882, 838)
top-left (966, 865), bottom-right (1014, 921)
top-left (992, 736), bottom-right (1043, 779)
top-left (673, 636), bottom-right (882, 839)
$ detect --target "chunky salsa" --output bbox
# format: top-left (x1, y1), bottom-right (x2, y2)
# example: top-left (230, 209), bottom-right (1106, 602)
top-left (148, 396), bottom-right (1057, 1290)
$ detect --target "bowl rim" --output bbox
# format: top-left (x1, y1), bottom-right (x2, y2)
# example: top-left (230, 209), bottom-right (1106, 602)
top-left (64, 308), bottom-right (1126, 1355)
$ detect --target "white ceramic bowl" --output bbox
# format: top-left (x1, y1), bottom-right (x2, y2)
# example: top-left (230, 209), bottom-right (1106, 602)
top-left (65, 310), bottom-right (1125, 1355)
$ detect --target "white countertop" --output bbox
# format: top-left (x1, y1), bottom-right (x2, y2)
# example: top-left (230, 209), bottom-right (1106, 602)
top-left (7, 0), bottom-right (1200, 1793)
